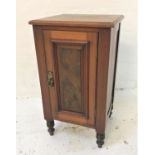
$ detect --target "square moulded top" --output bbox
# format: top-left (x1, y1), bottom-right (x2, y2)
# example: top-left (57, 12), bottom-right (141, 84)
top-left (29, 14), bottom-right (124, 28)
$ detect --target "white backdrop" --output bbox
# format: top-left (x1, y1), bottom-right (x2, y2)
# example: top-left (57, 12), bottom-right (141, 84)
top-left (16, 0), bottom-right (137, 98)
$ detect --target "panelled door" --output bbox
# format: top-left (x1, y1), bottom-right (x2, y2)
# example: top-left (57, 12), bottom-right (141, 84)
top-left (43, 30), bottom-right (98, 127)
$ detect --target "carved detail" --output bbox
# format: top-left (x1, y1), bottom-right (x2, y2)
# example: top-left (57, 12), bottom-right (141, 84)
top-left (96, 133), bottom-right (105, 148)
top-left (46, 120), bottom-right (55, 136)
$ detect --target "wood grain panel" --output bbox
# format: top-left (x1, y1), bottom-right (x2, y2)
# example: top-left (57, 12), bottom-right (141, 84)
top-left (53, 42), bottom-right (88, 115)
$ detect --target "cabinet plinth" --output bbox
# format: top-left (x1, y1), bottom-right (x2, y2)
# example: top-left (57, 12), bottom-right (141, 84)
top-left (29, 14), bottom-right (124, 148)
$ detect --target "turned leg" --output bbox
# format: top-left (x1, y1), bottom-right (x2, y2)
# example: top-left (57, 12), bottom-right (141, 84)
top-left (96, 133), bottom-right (105, 148)
top-left (46, 120), bottom-right (55, 136)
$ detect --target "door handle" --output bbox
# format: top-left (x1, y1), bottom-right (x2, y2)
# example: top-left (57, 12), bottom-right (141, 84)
top-left (47, 71), bottom-right (54, 87)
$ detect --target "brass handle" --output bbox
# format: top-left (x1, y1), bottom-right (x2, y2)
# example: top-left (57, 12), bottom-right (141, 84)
top-left (48, 71), bottom-right (54, 87)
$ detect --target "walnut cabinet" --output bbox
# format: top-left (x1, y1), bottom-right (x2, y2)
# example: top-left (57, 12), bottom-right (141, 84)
top-left (29, 14), bottom-right (124, 148)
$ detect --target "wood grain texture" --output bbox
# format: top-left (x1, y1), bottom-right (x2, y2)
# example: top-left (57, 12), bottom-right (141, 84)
top-left (51, 31), bottom-right (87, 40)
top-left (33, 25), bottom-right (100, 32)
top-left (42, 30), bottom-right (97, 127)
top-left (33, 26), bottom-right (53, 121)
top-left (95, 29), bottom-right (111, 134)
top-left (57, 45), bottom-right (82, 113)
top-left (53, 42), bottom-right (88, 115)
top-left (29, 14), bottom-right (124, 28)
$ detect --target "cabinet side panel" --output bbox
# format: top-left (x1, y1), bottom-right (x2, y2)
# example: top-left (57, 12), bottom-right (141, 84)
top-left (106, 24), bottom-right (120, 116)
top-left (33, 26), bottom-right (53, 120)
top-left (95, 29), bottom-right (111, 134)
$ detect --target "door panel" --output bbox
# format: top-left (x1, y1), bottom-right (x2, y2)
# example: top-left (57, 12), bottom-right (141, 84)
top-left (53, 41), bottom-right (89, 116)
top-left (43, 30), bottom-right (97, 127)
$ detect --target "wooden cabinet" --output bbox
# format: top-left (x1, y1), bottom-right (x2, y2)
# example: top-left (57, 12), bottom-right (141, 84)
top-left (29, 14), bottom-right (124, 148)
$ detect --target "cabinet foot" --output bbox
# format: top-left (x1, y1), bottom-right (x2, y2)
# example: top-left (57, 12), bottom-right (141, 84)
top-left (46, 120), bottom-right (55, 136)
top-left (96, 133), bottom-right (105, 148)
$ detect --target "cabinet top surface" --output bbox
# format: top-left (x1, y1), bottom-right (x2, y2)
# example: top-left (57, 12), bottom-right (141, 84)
top-left (29, 14), bottom-right (124, 28)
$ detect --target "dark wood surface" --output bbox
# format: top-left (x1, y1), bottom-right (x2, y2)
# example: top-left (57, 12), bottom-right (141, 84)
top-left (30, 14), bottom-right (123, 147)
top-left (54, 42), bottom-right (86, 114)
top-left (46, 120), bottom-right (55, 136)
top-left (96, 133), bottom-right (105, 148)
top-left (29, 14), bottom-right (124, 28)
